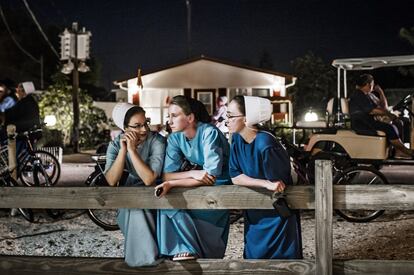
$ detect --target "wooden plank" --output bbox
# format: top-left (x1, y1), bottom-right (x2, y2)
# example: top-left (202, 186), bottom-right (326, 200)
top-left (0, 185), bottom-right (314, 209)
top-left (336, 260), bottom-right (414, 275)
top-left (333, 185), bottom-right (414, 210)
top-left (1, 256), bottom-right (413, 275)
top-left (0, 256), bottom-right (315, 275)
top-left (0, 185), bottom-right (413, 210)
top-left (315, 160), bottom-right (333, 275)
top-left (6, 125), bottom-right (17, 179)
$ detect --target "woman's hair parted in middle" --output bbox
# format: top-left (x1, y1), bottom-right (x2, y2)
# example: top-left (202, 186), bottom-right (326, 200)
top-left (123, 106), bottom-right (146, 128)
top-left (170, 95), bottom-right (211, 123)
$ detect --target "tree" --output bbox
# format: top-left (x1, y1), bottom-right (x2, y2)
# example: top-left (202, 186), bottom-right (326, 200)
top-left (38, 74), bottom-right (109, 148)
top-left (289, 52), bottom-right (337, 120)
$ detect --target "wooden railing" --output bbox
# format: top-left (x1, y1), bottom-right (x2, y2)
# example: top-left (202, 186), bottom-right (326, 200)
top-left (1, 160), bottom-right (414, 274)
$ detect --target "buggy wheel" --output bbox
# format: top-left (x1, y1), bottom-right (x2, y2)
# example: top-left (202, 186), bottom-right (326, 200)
top-left (86, 171), bottom-right (119, 231)
top-left (307, 142), bottom-right (354, 184)
top-left (334, 166), bottom-right (386, 223)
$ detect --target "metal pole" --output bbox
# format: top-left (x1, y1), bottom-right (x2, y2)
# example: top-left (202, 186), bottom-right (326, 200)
top-left (71, 22), bottom-right (80, 153)
top-left (186, 0), bottom-right (191, 58)
top-left (40, 55), bottom-right (44, 90)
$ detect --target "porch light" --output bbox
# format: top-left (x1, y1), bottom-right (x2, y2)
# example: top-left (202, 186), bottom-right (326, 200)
top-left (304, 108), bottom-right (318, 122)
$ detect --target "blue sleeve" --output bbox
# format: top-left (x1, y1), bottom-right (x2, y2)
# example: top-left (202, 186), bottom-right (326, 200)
top-left (0, 97), bottom-right (16, 112)
top-left (262, 145), bottom-right (292, 185)
top-left (229, 142), bottom-right (242, 178)
top-left (148, 135), bottom-right (166, 177)
top-left (163, 135), bottom-right (184, 173)
top-left (104, 140), bottom-right (120, 174)
top-left (202, 128), bottom-right (225, 177)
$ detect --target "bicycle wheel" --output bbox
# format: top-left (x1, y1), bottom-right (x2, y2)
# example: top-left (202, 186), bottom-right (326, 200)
top-left (6, 176), bottom-right (34, 222)
top-left (86, 171), bottom-right (119, 231)
top-left (20, 150), bottom-right (61, 187)
top-left (334, 166), bottom-right (386, 223)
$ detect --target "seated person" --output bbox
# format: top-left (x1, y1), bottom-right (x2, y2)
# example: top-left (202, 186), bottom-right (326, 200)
top-left (155, 95), bottom-right (230, 261)
top-left (227, 96), bottom-right (302, 259)
top-left (369, 83), bottom-right (407, 142)
top-left (211, 96), bottom-right (228, 134)
top-left (0, 82), bottom-right (16, 113)
top-left (105, 103), bottom-right (166, 266)
top-left (349, 74), bottom-right (414, 158)
top-left (4, 82), bottom-right (40, 133)
top-left (0, 82), bottom-right (40, 157)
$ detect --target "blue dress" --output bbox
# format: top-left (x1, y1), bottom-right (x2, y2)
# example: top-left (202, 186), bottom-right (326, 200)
top-left (229, 131), bottom-right (302, 259)
top-left (105, 131), bottom-right (166, 266)
top-left (158, 122), bottom-right (231, 258)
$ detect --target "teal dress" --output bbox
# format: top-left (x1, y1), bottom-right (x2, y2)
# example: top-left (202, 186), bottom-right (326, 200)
top-left (105, 131), bottom-right (166, 266)
top-left (158, 122), bottom-right (231, 258)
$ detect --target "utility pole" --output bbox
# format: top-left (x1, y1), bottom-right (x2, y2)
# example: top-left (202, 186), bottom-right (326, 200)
top-left (60, 22), bottom-right (91, 153)
top-left (186, 0), bottom-right (192, 58)
top-left (40, 55), bottom-right (44, 90)
top-left (71, 22), bottom-right (80, 153)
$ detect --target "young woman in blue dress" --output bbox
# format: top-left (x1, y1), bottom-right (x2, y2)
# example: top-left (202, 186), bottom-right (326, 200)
top-left (155, 95), bottom-right (231, 261)
top-left (105, 103), bottom-right (166, 266)
top-left (226, 95), bottom-right (302, 259)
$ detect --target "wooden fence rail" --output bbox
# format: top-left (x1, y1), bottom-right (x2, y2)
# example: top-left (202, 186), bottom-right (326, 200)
top-left (1, 185), bottom-right (413, 210)
top-left (1, 160), bottom-right (414, 275)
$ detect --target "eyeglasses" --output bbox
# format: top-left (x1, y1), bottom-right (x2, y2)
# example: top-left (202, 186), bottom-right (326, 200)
top-left (226, 114), bottom-right (244, 120)
top-left (127, 119), bottom-right (150, 129)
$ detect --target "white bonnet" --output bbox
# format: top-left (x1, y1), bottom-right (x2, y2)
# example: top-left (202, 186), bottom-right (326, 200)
top-left (21, 82), bottom-right (35, 94)
top-left (244, 96), bottom-right (273, 126)
top-left (219, 96), bottom-right (228, 104)
top-left (112, 103), bottom-right (136, 130)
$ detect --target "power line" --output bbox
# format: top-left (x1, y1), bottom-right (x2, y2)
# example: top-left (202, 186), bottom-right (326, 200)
top-left (0, 3), bottom-right (40, 64)
top-left (21, 0), bottom-right (60, 59)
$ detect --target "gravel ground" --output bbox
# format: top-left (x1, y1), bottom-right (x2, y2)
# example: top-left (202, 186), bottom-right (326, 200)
top-left (1, 209), bottom-right (413, 260)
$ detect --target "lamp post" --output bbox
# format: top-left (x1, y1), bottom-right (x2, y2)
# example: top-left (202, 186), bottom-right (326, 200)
top-left (60, 22), bottom-right (91, 153)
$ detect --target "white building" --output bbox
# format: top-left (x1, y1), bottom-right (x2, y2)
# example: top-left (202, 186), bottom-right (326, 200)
top-left (113, 56), bottom-right (296, 126)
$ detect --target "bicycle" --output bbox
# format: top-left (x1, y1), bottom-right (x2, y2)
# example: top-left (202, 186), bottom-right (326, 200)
top-left (0, 145), bottom-right (34, 222)
top-left (14, 127), bottom-right (61, 187)
top-left (85, 153), bottom-right (119, 231)
top-left (4, 126), bottom-right (62, 220)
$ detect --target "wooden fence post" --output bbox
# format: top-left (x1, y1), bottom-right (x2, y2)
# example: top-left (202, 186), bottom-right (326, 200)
top-left (7, 124), bottom-right (17, 180)
top-left (411, 95), bottom-right (414, 149)
top-left (315, 159), bottom-right (333, 275)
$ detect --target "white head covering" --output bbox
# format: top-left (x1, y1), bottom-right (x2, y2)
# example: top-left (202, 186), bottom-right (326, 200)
top-left (219, 96), bottom-right (228, 105)
top-left (112, 103), bottom-right (136, 130)
top-left (244, 96), bottom-right (273, 126)
top-left (21, 82), bottom-right (35, 94)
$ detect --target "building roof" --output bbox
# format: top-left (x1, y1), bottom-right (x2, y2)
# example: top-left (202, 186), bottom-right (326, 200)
top-left (114, 55), bottom-right (295, 89)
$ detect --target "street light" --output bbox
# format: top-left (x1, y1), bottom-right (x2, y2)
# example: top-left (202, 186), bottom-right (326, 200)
top-left (59, 22), bottom-right (92, 153)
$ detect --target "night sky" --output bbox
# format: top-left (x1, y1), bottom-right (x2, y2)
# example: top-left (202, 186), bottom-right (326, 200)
top-left (3, 0), bottom-right (414, 90)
